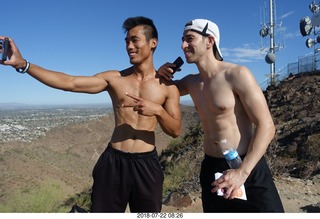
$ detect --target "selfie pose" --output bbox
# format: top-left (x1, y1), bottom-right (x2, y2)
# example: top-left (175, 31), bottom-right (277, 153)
top-left (0, 16), bottom-right (181, 212)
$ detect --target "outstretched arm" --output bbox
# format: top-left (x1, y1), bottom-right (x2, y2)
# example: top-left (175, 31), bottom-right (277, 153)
top-left (0, 36), bottom-right (107, 94)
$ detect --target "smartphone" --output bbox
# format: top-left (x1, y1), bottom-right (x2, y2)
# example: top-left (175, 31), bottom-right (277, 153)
top-left (171, 56), bottom-right (184, 73)
top-left (1, 37), bottom-right (9, 61)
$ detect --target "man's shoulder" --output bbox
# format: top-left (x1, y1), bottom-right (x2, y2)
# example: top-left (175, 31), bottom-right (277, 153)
top-left (120, 67), bottom-right (134, 76)
top-left (96, 67), bottom-right (132, 78)
top-left (225, 63), bottom-right (258, 91)
top-left (158, 77), bottom-right (179, 88)
top-left (225, 63), bottom-right (252, 78)
top-left (224, 61), bottom-right (249, 72)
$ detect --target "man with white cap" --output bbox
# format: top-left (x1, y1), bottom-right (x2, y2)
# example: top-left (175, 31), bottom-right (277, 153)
top-left (158, 18), bottom-right (284, 212)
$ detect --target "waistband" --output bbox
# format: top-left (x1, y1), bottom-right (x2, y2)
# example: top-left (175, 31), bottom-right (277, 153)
top-left (106, 143), bottom-right (157, 159)
top-left (204, 153), bottom-right (246, 161)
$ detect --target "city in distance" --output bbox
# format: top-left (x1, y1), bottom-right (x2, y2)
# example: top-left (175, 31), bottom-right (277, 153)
top-left (0, 103), bottom-right (112, 143)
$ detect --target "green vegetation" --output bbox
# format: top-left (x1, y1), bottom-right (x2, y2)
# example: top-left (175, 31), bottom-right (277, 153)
top-left (0, 181), bottom-right (67, 213)
top-left (161, 123), bottom-right (203, 196)
top-left (62, 188), bottom-right (91, 212)
top-left (163, 158), bottom-right (190, 194)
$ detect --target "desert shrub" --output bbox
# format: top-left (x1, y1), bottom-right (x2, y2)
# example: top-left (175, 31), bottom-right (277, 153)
top-left (166, 137), bottom-right (185, 153)
top-left (0, 181), bottom-right (66, 213)
top-left (62, 187), bottom-right (91, 212)
top-left (163, 159), bottom-right (190, 195)
top-left (162, 122), bottom-right (203, 196)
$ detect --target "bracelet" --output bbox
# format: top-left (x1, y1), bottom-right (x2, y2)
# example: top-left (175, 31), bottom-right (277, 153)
top-left (16, 59), bottom-right (30, 74)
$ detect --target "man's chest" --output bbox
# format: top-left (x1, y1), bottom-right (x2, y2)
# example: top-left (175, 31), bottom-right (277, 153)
top-left (109, 77), bottom-right (167, 104)
top-left (189, 81), bottom-right (236, 115)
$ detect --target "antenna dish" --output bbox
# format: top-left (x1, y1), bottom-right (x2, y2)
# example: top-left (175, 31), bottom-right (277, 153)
top-left (300, 16), bottom-right (313, 36)
top-left (259, 26), bottom-right (269, 37)
top-left (310, 2), bottom-right (320, 13)
top-left (265, 53), bottom-right (276, 64)
top-left (306, 38), bottom-right (314, 48)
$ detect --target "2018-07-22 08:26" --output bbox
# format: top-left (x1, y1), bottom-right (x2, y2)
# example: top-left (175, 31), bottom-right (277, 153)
top-left (137, 212), bottom-right (183, 218)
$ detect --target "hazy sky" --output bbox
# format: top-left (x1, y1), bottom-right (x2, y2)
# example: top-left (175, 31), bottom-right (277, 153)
top-left (0, 0), bottom-right (314, 105)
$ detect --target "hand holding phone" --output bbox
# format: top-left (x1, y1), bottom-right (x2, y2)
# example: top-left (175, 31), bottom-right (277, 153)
top-left (171, 56), bottom-right (184, 73)
top-left (1, 37), bottom-right (9, 61)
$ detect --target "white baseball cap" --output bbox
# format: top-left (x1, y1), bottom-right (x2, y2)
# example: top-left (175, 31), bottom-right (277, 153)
top-left (184, 19), bottom-right (223, 61)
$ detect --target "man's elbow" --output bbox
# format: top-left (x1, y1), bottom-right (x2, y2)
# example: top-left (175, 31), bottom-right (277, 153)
top-left (167, 126), bottom-right (181, 138)
top-left (266, 121), bottom-right (276, 139)
top-left (171, 129), bottom-right (181, 138)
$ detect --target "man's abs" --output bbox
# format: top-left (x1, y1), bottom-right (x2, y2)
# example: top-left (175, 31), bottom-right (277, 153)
top-left (110, 125), bottom-right (156, 152)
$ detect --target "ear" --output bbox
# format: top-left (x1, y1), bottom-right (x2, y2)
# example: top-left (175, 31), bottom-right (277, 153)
top-left (150, 38), bottom-right (158, 49)
top-left (206, 36), bottom-right (215, 49)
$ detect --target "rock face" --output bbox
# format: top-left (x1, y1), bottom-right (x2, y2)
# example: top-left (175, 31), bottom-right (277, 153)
top-left (161, 72), bottom-right (320, 208)
top-left (163, 192), bottom-right (194, 207)
top-left (265, 72), bottom-right (320, 179)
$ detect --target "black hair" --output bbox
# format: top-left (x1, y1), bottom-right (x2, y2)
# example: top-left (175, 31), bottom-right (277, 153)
top-left (122, 16), bottom-right (158, 42)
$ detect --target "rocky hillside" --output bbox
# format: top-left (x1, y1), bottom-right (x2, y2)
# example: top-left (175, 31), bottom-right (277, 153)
top-left (265, 72), bottom-right (320, 178)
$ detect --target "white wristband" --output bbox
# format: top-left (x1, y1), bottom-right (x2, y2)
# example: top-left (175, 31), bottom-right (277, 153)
top-left (16, 60), bottom-right (30, 74)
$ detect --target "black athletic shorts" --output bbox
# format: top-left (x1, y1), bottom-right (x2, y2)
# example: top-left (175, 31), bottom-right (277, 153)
top-left (90, 144), bottom-right (164, 212)
top-left (200, 154), bottom-right (284, 212)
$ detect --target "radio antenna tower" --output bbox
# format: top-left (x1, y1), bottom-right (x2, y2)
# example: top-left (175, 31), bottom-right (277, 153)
top-left (300, 0), bottom-right (320, 71)
top-left (259, 0), bottom-right (284, 86)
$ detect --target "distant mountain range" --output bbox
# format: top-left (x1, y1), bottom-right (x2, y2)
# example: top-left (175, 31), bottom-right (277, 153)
top-left (0, 99), bottom-right (194, 110)
top-left (0, 102), bottom-right (111, 110)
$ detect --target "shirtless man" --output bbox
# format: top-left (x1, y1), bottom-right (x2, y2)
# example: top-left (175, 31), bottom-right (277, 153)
top-left (0, 16), bottom-right (181, 212)
top-left (158, 19), bottom-right (284, 212)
